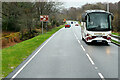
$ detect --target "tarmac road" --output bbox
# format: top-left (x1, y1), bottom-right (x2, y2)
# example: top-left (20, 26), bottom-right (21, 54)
top-left (7, 21), bottom-right (118, 79)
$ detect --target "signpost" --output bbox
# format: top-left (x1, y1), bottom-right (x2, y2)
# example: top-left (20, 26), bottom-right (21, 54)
top-left (40, 15), bottom-right (49, 34)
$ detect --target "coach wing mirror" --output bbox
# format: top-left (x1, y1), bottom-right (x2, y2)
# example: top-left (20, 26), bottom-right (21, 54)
top-left (110, 13), bottom-right (114, 20)
top-left (82, 14), bottom-right (87, 22)
top-left (111, 14), bottom-right (114, 20)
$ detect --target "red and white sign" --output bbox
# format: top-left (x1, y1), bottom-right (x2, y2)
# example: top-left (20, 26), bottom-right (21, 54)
top-left (40, 15), bottom-right (49, 22)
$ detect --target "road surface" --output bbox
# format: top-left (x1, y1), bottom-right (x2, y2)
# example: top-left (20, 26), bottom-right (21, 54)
top-left (7, 21), bottom-right (118, 79)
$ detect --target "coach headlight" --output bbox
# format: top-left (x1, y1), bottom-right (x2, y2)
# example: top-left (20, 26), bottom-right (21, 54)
top-left (107, 34), bottom-right (111, 40)
top-left (107, 34), bottom-right (111, 37)
top-left (86, 33), bottom-right (92, 37)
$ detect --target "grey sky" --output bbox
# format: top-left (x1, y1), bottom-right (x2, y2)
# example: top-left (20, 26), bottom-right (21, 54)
top-left (57, 0), bottom-right (120, 8)
top-left (1, 0), bottom-right (120, 8)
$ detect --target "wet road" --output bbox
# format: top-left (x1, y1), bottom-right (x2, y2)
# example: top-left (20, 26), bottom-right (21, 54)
top-left (7, 21), bottom-right (118, 79)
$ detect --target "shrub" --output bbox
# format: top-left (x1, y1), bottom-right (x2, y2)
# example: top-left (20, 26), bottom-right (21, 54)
top-left (2, 38), bottom-right (8, 47)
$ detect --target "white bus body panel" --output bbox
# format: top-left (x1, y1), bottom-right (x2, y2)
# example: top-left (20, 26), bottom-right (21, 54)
top-left (81, 22), bottom-right (111, 43)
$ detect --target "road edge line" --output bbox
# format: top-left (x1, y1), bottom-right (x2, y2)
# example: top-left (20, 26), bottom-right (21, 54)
top-left (10, 28), bottom-right (62, 79)
top-left (98, 73), bottom-right (105, 79)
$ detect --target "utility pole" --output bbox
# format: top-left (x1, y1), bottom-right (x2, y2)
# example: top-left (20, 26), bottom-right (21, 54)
top-left (107, 3), bottom-right (109, 12)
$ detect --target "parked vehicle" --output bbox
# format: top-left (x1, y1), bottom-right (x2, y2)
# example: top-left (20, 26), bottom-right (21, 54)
top-left (81, 10), bottom-right (114, 44)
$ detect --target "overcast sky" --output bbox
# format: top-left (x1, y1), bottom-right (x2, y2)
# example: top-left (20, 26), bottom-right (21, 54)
top-left (56, 0), bottom-right (120, 8)
top-left (2, 0), bottom-right (119, 8)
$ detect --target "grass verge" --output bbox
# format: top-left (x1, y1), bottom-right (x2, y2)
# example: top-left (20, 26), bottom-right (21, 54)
top-left (111, 39), bottom-right (120, 44)
top-left (2, 24), bottom-right (65, 78)
top-left (112, 32), bottom-right (120, 36)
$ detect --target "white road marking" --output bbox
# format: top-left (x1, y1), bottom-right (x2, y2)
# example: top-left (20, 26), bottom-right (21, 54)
top-left (10, 28), bottom-right (62, 79)
top-left (95, 67), bottom-right (98, 69)
top-left (73, 32), bottom-right (105, 79)
top-left (77, 40), bottom-right (81, 44)
top-left (76, 37), bottom-right (78, 40)
top-left (86, 54), bottom-right (95, 65)
top-left (98, 73), bottom-right (105, 79)
top-left (74, 33), bottom-right (78, 40)
top-left (81, 45), bottom-right (85, 51)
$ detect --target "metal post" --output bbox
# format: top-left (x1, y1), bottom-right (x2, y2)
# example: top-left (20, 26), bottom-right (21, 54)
top-left (107, 3), bottom-right (109, 12)
top-left (46, 22), bottom-right (47, 32)
top-left (42, 21), bottom-right (43, 34)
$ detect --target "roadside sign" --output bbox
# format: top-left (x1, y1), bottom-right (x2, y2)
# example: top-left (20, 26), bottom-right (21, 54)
top-left (40, 15), bottom-right (49, 22)
top-left (40, 15), bottom-right (49, 34)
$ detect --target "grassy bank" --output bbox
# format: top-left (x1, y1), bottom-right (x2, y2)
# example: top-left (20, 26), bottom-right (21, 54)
top-left (111, 39), bottom-right (120, 44)
top-left (112, 32), bottom-right (120, 36)
top-left (2, 24), bottom-right (65, 78)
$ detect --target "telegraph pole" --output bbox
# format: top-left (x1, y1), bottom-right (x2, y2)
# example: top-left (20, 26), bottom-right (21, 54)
top-left (107, 3), bottom-right (109, 12)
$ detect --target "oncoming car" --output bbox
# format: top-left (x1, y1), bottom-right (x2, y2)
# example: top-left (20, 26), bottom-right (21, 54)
top-left (65, 24), bottom-right (71, 28)
top-left (75, 24), bottom-right (79, 26)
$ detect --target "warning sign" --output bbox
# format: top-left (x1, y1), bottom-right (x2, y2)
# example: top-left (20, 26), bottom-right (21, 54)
top-left (40, 15), bottom-right (49, 22)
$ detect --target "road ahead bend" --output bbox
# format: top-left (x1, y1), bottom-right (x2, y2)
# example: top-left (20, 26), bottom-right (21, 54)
top-left (7, 22), bottom-right (118, 79)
